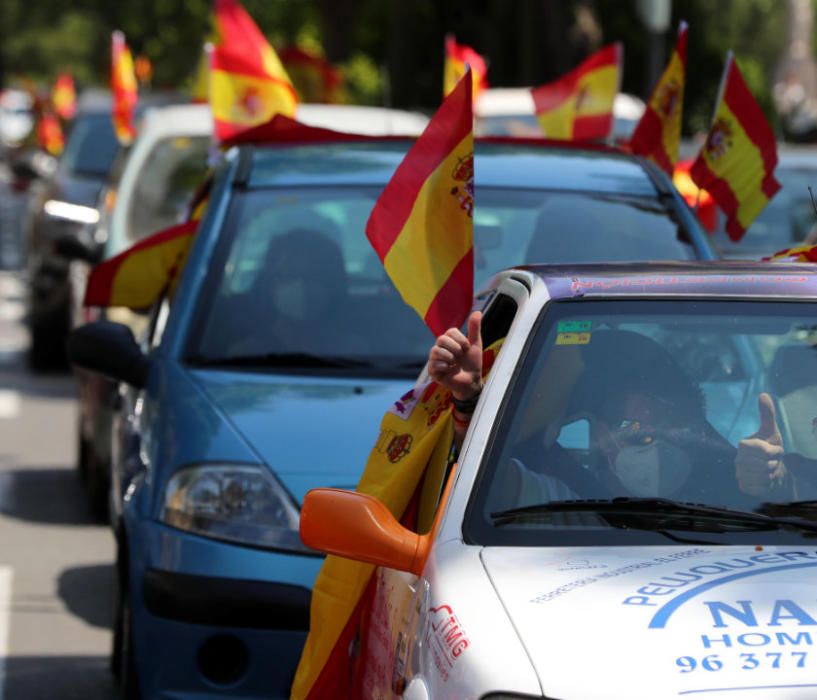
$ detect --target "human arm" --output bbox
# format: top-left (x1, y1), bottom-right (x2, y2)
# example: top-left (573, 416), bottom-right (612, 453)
top-left (427, 311), bottom-right (483, 450)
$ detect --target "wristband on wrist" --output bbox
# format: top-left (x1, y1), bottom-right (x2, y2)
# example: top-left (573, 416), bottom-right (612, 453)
top-left (452, 410), bottom-right (472, 428)
top-left (451, 388), bottom-right (482, 414)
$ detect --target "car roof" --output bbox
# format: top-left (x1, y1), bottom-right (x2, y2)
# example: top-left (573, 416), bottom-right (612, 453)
top-left (246, 140), bottom-right (660, 195)
top-left (509, 260), bottom-right (817, 300)
top-left (296, 104), bottom-right (429, 135)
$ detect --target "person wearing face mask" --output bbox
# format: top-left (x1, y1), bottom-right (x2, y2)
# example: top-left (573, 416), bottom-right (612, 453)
top-left (228, 227), bottom-right (363, 357)
top-left (428, 311), bottom-right (796, 508)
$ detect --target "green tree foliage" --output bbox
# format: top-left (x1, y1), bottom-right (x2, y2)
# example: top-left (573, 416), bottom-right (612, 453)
top-left (0, 0), bottom-right (797, 135)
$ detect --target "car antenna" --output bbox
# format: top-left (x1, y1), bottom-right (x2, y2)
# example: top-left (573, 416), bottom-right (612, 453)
top-left (809, 186), bottom-right (817, 219)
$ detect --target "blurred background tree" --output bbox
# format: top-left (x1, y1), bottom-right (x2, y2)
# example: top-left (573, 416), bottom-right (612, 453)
top-left (0, 0), bottom-right (807, 137)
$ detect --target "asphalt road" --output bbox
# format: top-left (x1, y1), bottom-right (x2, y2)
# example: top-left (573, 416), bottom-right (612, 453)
top-left (0, 272), bottom-right (117, 699)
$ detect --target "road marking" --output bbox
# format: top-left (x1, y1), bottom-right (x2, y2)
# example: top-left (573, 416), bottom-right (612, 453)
top-left (0, 392), bottom-right (20, 419)
top-left (0, 566), bottom-right (13, 700)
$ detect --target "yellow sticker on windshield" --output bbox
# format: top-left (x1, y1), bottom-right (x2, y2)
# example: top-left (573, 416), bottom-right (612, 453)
top-left (556, 332), bottom-right (591, 345)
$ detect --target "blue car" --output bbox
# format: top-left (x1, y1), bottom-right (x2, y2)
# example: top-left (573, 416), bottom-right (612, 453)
top-left (68, 137), bottom-right (717, 699)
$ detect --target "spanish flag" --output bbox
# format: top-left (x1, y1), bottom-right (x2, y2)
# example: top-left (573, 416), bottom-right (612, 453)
top-left (531, 43), bottom-right (622, 141)
top-left (111, 31), bottom-right (138, 145)
top-left (83, 178), bottom-right (212, 309)
top-left (280, 46), bottom-right (344, 104)
top-left (83, 220), bottom-right (198, 309)
top-left (690, 53), bottom-right (780, 242)
top-left (629, 22), bottom-right (687, 174)
top-left (210, 0), bottom-right (298, 141)
top-left (52, 73), bottom-right (76, 121)
top-left (763, 244), bottom-right (817, 263)
top-left (443, 34), bottom-right (488, 102)
top-left (366, 69), bottom-right (474, 337)
top-left (291, 340), bottom-right (503, 700)
top-left (673, 158), bottom-right (717, 233)
top-left (36, 111), bottom-right (64, 156)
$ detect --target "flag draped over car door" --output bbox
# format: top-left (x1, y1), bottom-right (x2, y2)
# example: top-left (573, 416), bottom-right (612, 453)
top-left (111, 30), bottom-right (138, 145)
top-left (689, 52), bottom-right (780, 242)
top-left (291, 341), bottom-right (503, 700)
top-left (531, 43), bottom-right (622, 141)
top-left (629, 22), bottom-right (687, 174)
top-left (365, 69), bottom-right (474, 337)
top-left (209, 0), bottom-right (298, 141)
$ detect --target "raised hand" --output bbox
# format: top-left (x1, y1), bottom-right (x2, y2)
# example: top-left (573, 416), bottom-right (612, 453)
top-left (735, 393), bottom-right (787, 496)
top-left (428, 311), bottom-right (483, 400)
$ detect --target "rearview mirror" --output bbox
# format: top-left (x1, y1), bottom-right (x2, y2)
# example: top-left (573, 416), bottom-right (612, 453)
top-left (300, 488), bottom-right (431, 575)
top-left (55, 234), bottom-right (101, 264)
top-left (67, 321), bottom-right (150, 389)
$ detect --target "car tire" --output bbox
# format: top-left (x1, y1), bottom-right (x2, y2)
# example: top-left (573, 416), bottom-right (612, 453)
top-left (85, 452), bottom-right (110, 523)
top-left (112, 538), bottom-right (141, 699)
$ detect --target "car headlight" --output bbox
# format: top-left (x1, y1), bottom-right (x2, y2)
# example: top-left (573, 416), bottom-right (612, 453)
top-left (159, 463), bottom-right (312, 554)
top-left (43, 199), bottom-right (100, 224)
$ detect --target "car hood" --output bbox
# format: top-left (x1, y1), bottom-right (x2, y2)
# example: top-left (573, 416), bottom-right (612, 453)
top-left (481, 545), bottom-right (817, 699)
top-left (188, 369), bottom-right (412, 502)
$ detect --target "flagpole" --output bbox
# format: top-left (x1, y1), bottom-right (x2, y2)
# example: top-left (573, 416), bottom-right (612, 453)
top-left (607, 41), bottom-right (624, 147)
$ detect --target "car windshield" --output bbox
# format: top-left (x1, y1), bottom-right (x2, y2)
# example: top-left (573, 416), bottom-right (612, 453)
top-left (126, 135), bottom-right (211, 244)
top-left (713, 166), bottom-right (817, 257)
top-left (466, 298), bottom-right (817, 546)
top-left (60, 113), bottom-right (120, 178)
top-left (188, 187), bottom-right (695, 372)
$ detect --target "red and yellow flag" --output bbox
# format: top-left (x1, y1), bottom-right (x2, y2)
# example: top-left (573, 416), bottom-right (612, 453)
top-left (52, 73), bottom-right (76, 121)
top-left (366, 70), bottom-right (474, 337)
top-left (291, 340), bottom-right (503, 700)
top-left (280, 46), bottom-right (344, 104)
top-left (36, 111), bottom-right (64, 156)
top-left (83, 220), bottom-right (198, 309)
top-left (210, 0), bottom-right (298, 141)
top-left (673, 158), bottom-right (717, 233)
top-left (690, 53), bottom-right (780, 241)
top-left (630, 22), bottom-right (687, 174)
top-left (111, 31), bottom-right (138, 145)
top-left (443, 34), bottom-right (488, 102)
top-left (83, 177), bottom-right (212, 309)
top-left (531, 43), bottom-right (622, 141)
top-left (763, 244), bottom-right (817, 263)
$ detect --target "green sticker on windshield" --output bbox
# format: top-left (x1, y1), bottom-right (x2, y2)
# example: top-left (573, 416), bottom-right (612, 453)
top-left (558, 320), bottom-right (592, 333)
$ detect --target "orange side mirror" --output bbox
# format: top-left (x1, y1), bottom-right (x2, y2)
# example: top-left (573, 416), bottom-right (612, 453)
top-left (300, 488), bottom-right (431, 575)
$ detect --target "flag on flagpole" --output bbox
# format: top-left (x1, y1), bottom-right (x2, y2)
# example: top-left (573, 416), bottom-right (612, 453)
top-left (366, 69), bottom-right (474, 337)
top-left (111, 31), bottom-right (138, 145)
top-left (279, 46), bottom-right (344, 104)
top-left (690, 53), bottom-right (781, 241)
top-left (629, 22), bottom-right (687, 174)
top-left (52, 73), bottom-right (77, 121)
top-left (36, 111), bottom-right (64, 156)
top-left (531, 43), bottom-right (622, 140)
top-left (443, 34), bottom-right (488, 102)
top-left (673, 158), bottom-right (717, 232)
top-left (209, 0), bottom-right (298, 141)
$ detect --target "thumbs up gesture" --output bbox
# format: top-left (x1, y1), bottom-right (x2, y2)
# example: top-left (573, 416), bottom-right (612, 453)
top-left (736, 393), bottom-right (787, 496)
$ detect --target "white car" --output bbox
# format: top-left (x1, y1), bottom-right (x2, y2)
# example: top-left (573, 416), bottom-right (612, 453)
top-left (0, 89), bottom-right (33, 148)
top-left (302, 260), bottom-right (817, 699)
top-left (476, 86), bottom-right (646, 142)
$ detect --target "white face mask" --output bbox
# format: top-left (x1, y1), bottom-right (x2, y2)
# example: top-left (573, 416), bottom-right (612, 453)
top-left (273, 279), bottom-right (307, 320)
top-left (612, 442), bottom-right (692, 497)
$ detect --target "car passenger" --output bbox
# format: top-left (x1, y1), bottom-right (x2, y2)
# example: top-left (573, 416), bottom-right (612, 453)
top-left (429, 311), bottom-right (812, 508)
top-left (229, 227), bottom-right (363, 357)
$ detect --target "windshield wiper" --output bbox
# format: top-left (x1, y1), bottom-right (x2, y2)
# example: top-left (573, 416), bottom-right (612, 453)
top-left (757, 500), bottom-right (817, 519)
top-left (188, 352), bottom-right (373, 369)
top-left (490, 497), bottom-right (817, 535)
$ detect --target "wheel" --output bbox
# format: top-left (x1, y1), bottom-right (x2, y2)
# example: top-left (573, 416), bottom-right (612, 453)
top-left (112, 538), bottom-right (141, 699)
top-left (85, 449), bottom-right (110, 523)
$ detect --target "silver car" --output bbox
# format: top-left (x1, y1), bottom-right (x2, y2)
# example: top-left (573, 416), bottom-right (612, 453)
top-left (302, 260), bottom-right (817, 700)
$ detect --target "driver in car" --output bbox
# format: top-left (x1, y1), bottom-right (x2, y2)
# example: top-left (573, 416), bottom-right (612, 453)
top-left (429, 311), bottom-right (807, 507)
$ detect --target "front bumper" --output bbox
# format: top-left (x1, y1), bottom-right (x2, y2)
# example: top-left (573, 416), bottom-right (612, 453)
top-left (128, 520), bottom-right (323, 699)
